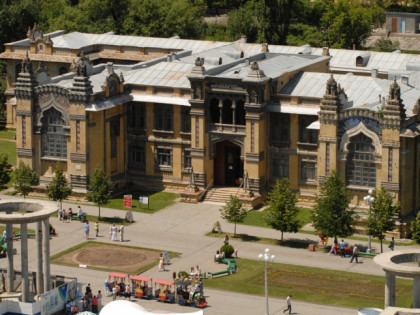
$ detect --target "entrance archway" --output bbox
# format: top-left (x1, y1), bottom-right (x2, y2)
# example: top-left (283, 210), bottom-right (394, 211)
top-left (214, 140), bottom-right (243, 186)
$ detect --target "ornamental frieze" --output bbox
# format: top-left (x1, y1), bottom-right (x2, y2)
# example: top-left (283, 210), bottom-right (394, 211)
top-left (339, 117), bottom-right (382, 135)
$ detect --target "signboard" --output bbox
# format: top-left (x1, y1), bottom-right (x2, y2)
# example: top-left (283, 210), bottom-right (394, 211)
top-left (139, 196), bottom-right (149, 210)
top-left (124, 195), bottom-right (132, 208)
top-left (39, 279), bottom-right (77, 315)
top-left (163, 251), bottom-right (170, 265)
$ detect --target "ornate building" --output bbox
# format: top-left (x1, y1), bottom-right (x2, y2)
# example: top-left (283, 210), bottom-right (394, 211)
top-left (1, 26), bottom-right (420, 227)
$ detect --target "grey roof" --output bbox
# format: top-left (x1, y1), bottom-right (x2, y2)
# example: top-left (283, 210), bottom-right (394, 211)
top-left (281, 72), bottom-right (420, 116)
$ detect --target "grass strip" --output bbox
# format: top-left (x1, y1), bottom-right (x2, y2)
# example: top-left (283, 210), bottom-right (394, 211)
top-left (0, 140), bottom-right (16, 166)
top-left (0, 225), bottom-right (36, 235)
top-left (0, 130), bottom-right (16, 140)
top-left (202, 258), bottom-right (413, 309)
top-left (50, 241), bottom-right (180, 274)
top-left (106, 190), bottom-right (179, 213)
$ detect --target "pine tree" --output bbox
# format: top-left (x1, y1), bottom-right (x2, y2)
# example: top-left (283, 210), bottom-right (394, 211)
top-left (312, 170), bottom-right (356, 240)
top-left (0, 153), bottom-right (12, 189)
top-left (220, 195), bottom-right (247, 237)
top-left (12, 161), bottom-right (37, 198)
top-left (86, 166), bottom-right (112, 219)
top-left (367, 186), bottom-right (400, 253)
top-left (265, 178), bottom-right (301, 241)
top-left (46, 164), bottom-right (72, 211)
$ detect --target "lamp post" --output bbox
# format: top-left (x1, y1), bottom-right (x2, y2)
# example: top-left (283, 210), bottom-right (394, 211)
top-left (363, 189), bottom-right (375, 253)
top-left (258, 248), bottom-right (275, 315)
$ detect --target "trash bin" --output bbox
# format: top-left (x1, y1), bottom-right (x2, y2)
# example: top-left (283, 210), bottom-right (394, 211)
top-left (308, 244), bottom-right (316, 251)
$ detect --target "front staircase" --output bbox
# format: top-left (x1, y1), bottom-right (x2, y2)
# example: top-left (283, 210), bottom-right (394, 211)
top-left (202, 186), bottom-right (240, 204)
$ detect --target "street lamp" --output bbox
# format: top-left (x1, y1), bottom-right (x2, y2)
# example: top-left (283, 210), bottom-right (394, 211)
top-left (363, 189), bottom-right (375, 253)
top-left (258, 248), bottom-right (276, 315)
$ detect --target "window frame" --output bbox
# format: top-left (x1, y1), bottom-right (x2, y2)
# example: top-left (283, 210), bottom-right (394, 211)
top-left (41, 107), bottom-right (68, 159)
top-left (270, 113), bottom-right (290, 146)
top-left (155, 146), bottom-right (173, 172)
top-left (129, 143), bottom-right (146, 170)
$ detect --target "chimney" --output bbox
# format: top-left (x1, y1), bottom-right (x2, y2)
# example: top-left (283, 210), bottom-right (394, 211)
top-left (401, 75), bottom-right (409, 85)
top-left (245, 58), bottom-right (250, 66)
top-left (241, 35), bottom-right (247, 44)
top-left (167, 54), bottom-right (171, 62)
top-left (261, 43), bottom-right (269, 53)
top-left (107, 62), bottom-right (113, 74)
top-left (371, 68), bottom-right (378, 78)
top-left (379, 94), bottom-right (381, 104)
top-left (322, 47), bottom-right (330, 56)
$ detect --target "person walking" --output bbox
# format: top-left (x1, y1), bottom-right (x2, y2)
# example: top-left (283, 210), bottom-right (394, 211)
top-left (95, 221), bottom-right (99, 237)
top-left (111, 224), bottom-right (117, 241)
top-left (350, 244), bottom-right (359, 263)
top-left (159, 253), bottom-right (166, 271)
top-left (340, 239), bottom-right (346, 258)
top-left (78, 206), bottom-right (83, 221)
top-left (119, 224), bottom-right (124, 242)
top-left (389, 237), bottom-right (395, 251)
top-left (328, 238), bottom-right (338, 255)
top-left (84, 221), bottom-right (90, 240)
top-left (224, 234), bottom-right (229, 245)
top-left (97, 290), bottom-right (102, 311)
top-left (283, 295), bottom-right (292, 314)
top-left (112, 286), bottom-right (117, 301)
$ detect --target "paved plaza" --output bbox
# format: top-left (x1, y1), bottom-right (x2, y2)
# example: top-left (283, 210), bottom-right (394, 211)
top-left (0, 193), bottom-right (416, 314)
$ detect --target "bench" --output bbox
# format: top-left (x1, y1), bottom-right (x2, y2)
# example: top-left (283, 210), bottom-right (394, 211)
top-left (71, 214), bottom-right (87, 222)
top-left (359, 252), bottom-right (376, 257)
top-left (207, 270), bottom-right (231, 278)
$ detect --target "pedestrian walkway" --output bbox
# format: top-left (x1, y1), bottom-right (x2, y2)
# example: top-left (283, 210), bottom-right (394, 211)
top-left (0, 193), bottom-right (413, 314)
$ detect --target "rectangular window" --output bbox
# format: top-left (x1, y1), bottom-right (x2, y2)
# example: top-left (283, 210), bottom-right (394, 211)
top-left (181, 108), bottom-right (191, 133)
top-left (157, 148), bottom-right (172, 167)
top-left (183, 149), bottom-right (191, 170)
top-left (127, 103), bottom-right (145, 130)
top-left (270, 113), bottom-right (290, 144)
top-left (300, 161), bottom-right (317, 182)
top-left (299, 116), bottom-right (318, 144)
top-left (155, 105), bottom-right (173, 131)
top-left (129, 144), bottom-right (145, 169)
top-left (271, 155), bottom-right (289, 179)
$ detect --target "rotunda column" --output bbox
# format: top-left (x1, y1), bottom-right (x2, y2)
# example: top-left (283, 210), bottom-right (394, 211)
top-left (36, 221), bottom-right (43, 294)
top-left (413, 276), bottom-right (420, 308)
top-left (6, 223), bottom-right (14, 292)
top-left (42, 218), bottom-right (50, 291)
top-left (20, 223), bottom-right (29, 302)
top-left (385, 271), bottom-right (396, 307)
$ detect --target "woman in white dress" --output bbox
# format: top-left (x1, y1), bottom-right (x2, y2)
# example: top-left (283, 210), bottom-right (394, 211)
top-left (158, 253), bottom-right (165, 271)
top-left (111, 224), bottom-right (118, 241)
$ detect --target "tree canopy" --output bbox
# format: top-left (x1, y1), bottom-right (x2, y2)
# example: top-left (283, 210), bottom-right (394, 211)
top-left (411, 211), bottom-right (420, 245)
top-left (366, 186), bottom-right (400, 253)
top-left (12, 161), bottom-right (38, 198)
top-left (220, 195), bottom-right (247, 237)
top-left (0, 152), bottom-right (11, 189)
top-left (265, 178), bottom-right (301, 241)
top-left (86, 166), bottom-right (112, 219)
top-left (312, 170), bottom-right (356, 239)
top-left (46, 163), bottom-right (72, 210)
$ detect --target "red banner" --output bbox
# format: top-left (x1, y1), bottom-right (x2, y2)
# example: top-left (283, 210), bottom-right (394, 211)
top-left (124, 195), bottom-right (132, 208)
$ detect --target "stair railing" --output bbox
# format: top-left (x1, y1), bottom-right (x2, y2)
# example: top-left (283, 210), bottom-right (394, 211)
top-left (235, 176), bottom-right (244, 197)
top-left (200, 179), bottom-right (214, 202)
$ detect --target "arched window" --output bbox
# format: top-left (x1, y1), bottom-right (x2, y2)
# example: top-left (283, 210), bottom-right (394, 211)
top-left (235, 100), bottom-right (246, 125)
top-left (346, 133), bottom-right (376, 187)
top-left (209, 98), bottom-right (219, 123)
top-left (41, 108), bottom-right (67, 158)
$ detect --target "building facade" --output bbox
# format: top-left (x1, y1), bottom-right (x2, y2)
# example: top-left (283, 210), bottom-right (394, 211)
top-left (2, 25), bottom-right (420, 227)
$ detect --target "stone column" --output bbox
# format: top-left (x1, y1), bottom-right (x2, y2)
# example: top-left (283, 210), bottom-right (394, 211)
top-left (36, 221), bottom-right (43, 294)
top-left (413, 276), bottom-right (420, 308)
top-left (232, 100), bottom-right (236, 125)
top-left (42, 218), bottom-right (50, 291)
top-left (6, 223), bottom-right (14, 292)
top-left (218, 100), bottom-right (223, 124)
top-left (384, 271), bottom-right (396, 307)
top-left (20, 223), bottom-right (29, 302)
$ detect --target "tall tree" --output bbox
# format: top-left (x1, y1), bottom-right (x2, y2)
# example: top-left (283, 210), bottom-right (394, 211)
top-left (312, 170), bottom-right (356, 240)
top-left (12, 161), bottom-right (37, 198)
top-left (220, 195), bottom-right (247, 237)
top-left (46, 164), bottom-right (72, 211)
top-left (411, 211), bottom-right (420, 245)
top-left (265, 178), bottom-right (301, 241)
top-left (86, 166), bottom-right (112, 219)
top-left (321, 0), bottom-right (385, 49)
top-left (366, 186), bottom-right (400, 253)
top-left (0, 153), bottom-right (11, 189)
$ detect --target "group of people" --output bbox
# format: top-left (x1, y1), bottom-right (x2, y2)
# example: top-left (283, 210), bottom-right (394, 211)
top-left (83, 221), bottom-right (100, 239)
top-left (58, 205), bottom-right (84, 222)
top-left (105, 278), bottom-right (132, 301)
top-left (109, 224), bottom-right (124, 242)
top-left (189, 265), bottom-right (201, 280)
top-left (66, 283), bottom-right (102, 314)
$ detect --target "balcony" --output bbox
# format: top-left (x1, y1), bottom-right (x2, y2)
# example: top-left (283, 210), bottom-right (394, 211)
top-left (208, 123), bottom-right (246, 134)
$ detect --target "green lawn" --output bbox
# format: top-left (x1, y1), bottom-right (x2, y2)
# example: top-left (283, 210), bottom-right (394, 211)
top-left (202, 258), bottom-right (413, 309)
top-left (106, 190), bottom-right (179, 213)
top-left (0, 130), bottom-right (16, 140)
top-left (0, 139), bottom-right (16, 166)
top-left (242, 207), bottom-right (314, 231)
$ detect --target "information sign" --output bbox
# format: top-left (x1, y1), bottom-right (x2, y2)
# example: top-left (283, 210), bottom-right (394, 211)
top-left (124, 195), bottom-right (132, 208)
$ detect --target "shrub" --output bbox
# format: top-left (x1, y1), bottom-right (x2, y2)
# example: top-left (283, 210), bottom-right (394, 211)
top-left (220, 244), bottom-right (234, 258)
top-left (178, 271), bottom-right (189, 279)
